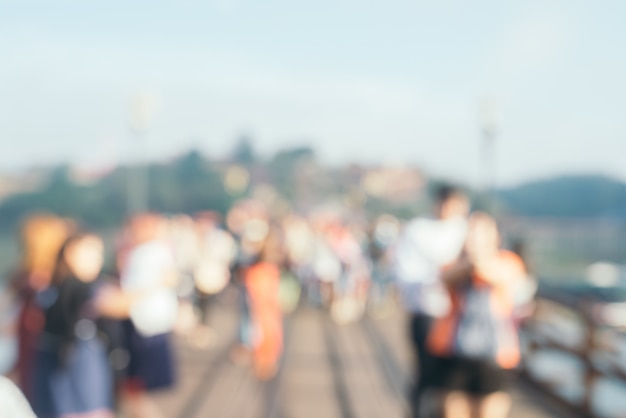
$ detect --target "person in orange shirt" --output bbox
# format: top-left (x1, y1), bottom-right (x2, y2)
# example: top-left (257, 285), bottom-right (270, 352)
top-left (244, 225), bottom-right (284, 381)
top-left (428, 213), bottom-right (531, 418)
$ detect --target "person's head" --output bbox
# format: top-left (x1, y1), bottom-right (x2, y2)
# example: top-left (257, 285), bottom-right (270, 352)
top-left (127, 213), bottom-right (164, 246)
top-left (259, 225), bottom-right (284, 265)
top-left (226, 203), bottom-right (248, 236)
top-left (240, 217), bottom-right (270, 255)
top-left (52, 232), bottom-right (104, 284)
top-left (434, 185), bottom-right (469, 220)
top-left (19, 214), bottom-right (74, 289)
top-left (195, 211), bottom-right (221, 232)
top-left (168, 214), bottom-right (191, 235)
top-left (465, 212), bottom-right (500, 259)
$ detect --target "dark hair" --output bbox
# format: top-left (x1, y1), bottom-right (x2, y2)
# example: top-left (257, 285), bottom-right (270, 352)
top-left (434, 184), bottom-right (464, 204)
top-left (51, 231), bottom-right (99, 286)
top-left (259, 224), bottom-right (285, 266)
top-left (196, 211), bottom-right (222, 224)
top-left (42, 230), bottom-right (102, 364)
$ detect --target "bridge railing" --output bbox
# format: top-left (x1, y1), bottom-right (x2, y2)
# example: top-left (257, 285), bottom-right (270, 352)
top-left (521, 287), bottom-right (626, 417)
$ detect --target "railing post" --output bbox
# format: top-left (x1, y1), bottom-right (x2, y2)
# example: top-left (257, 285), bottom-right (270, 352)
top-left (522, 313), bottom-right (538, 378)
top-left (581, 307), bottom-right (597, 415)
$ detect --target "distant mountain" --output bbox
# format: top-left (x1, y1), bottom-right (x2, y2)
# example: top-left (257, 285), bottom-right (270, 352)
top-left (498, 175), bottom-right (626, 218)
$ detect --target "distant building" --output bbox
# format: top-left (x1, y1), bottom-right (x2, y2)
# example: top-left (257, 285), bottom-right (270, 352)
top-left (69, 165), bottom-right (115, 185)
top-left (0, 170), bottom-right (47, 202)
top-left (360, 166), bottom-right (425, 203)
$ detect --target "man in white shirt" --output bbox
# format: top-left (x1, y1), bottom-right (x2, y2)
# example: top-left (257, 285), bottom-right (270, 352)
top-left (0, 376), bottom-right (36, 418)
top-left (119, 214), bottom-right (179, 418)
top-left (394, 186), bottom-right (469, 417)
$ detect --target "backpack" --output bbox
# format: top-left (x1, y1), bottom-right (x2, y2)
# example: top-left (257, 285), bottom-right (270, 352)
top-left (453, 284), bottom-right (500, 360)
top-left (428, 251), bottom-right (523, 369)
top-left (450, 280), bottom-right (520, 368)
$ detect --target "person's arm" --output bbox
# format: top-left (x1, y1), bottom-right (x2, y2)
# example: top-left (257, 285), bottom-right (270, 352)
top-left (160, 268), bottom-right (179, 289)
top-left (93, 284), bottom-right (133, 319)
top-left (393, 222), bottom-right (435, 284)
top-left (154, 243), bottom-right (180, 289)
top-left (440, 257), bottom-right (473, 286)
top-left (0, 321), bottom-right (16, 336)
top-left (0, 377), bottom-right (36, 418)
top-left (0, 288), bottom-right (17, 336)
top-left (414, 219), bottom-right (467, 267)
top-left (512, 273), bottom-right (537, 320)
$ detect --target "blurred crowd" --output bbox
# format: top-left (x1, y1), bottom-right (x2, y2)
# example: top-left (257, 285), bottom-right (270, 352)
top-left (0, 185), bottom-right (537, 418)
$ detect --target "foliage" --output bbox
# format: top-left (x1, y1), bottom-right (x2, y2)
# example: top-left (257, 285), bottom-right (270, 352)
top-left (2, 148), bottom-right (625, 234)
top-left (0, 151), bottom-right (234, 231)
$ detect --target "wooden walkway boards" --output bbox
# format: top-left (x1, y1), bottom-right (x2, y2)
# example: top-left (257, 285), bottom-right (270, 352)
top-left (152, 292), bottom-right (568, 418)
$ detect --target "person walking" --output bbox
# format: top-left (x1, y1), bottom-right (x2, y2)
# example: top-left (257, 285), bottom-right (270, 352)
top-left (118, 214), bottom-right (179, 418)
top-left (8, 214), bottom-right (72, 400)
top-left (190, 211), bottom-right (236, 348)
top-left (394, 186), bottom-right (470, 416)
top-left (244, 225), bottom-right (284, 380)
top-left (31, 231), bottom-right (131, 418)
top-left (427, 213), bottom-right (531, 418)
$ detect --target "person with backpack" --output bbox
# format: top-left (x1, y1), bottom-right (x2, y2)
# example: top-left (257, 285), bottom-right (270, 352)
top-left (31, 231), bottom-right (132, 418)
top-left (394, 185), bottom-right (470, 416)
top-left (427, 213), bottom-right (531, 418)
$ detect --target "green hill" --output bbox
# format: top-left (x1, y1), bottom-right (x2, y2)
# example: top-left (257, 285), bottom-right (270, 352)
top-left (498, 175), bottom-right (626, 218)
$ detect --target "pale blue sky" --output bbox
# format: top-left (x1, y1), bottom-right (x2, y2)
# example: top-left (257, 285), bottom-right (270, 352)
top-left (1, 0), bottom-right (625, 186)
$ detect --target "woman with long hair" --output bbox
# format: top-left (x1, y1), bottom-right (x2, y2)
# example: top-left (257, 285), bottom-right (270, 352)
top-left (428, 213), bottom-right (531, 418)
top-left (31, 231), bottom-right (131, 418)
top-left (8, 214), bottom-right (72, 399)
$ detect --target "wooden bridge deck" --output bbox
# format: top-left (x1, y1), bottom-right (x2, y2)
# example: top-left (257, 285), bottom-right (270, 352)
top-left (150, 291), bottom-right (569, 418)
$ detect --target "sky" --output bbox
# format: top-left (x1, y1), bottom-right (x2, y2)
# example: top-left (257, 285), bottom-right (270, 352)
top-left (1, 0), bottom-right (626, 187)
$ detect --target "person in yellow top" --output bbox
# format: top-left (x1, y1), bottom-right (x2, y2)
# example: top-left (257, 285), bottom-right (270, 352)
top-left (428, 212), bottom-right (532, 418)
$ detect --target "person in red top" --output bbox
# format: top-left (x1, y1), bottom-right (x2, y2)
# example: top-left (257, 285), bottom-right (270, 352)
top-left (428, 213), bottom-right (530, 418)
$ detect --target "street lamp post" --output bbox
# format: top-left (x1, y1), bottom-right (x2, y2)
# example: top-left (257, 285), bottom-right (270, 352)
top-left (479, 98), bottom-right (498, 216)
top-left (127, 92), bottom-right (160, 215)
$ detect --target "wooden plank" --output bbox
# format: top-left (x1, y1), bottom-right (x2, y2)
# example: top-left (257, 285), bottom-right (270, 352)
top-left (149, 301), bottom-right (568, 418)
